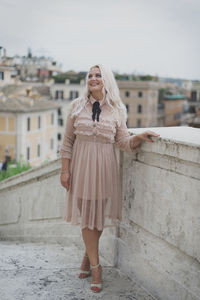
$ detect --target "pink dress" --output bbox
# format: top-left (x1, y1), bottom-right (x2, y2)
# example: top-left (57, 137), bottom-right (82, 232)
top-left (60, 94), bottom-right (139, 230)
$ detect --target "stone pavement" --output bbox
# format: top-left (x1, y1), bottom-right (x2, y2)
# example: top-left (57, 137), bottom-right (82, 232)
top-left (0, 241), bottom-right (156, 300)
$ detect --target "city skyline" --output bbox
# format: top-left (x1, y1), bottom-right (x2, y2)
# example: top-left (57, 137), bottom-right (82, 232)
top-left (0, 0), bottom-right (199, 80)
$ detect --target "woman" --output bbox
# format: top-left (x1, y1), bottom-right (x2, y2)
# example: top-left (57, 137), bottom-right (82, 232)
top-left (60, 64), bottom-right (159, 293)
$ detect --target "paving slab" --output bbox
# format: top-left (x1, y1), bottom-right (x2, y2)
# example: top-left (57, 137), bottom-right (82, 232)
top-left (0, 241), bottom-right (156, 300)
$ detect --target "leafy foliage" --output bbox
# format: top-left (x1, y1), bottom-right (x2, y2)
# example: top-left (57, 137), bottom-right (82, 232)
top-left (52, 71), bottom-right (87, 83)
top-left (52, 70), bottom-right (156, 83)
top-left (0, 160), bottom-right (31, 181)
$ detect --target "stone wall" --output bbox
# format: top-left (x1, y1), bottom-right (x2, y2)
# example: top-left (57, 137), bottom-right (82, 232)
top-left (118, 126), bottom-right (200, 300)
top-left (0, 158), bottom-right (117, 264)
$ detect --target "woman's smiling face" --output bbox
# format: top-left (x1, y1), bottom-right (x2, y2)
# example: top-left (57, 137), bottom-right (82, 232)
top-left (88, 67), bottom-right (104, 93)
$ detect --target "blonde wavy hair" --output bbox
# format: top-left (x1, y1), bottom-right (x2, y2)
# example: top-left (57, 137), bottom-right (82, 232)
top-left (68, 64), bottom-right (127, 124)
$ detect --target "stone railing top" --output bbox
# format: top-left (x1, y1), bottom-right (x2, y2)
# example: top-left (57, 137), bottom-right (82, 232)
top-left (129, 126), bottom-right (200, 147)
top-left (0, 159), bottom-right (61, 192)
top-left (129, 126), bottom-right (200, 165)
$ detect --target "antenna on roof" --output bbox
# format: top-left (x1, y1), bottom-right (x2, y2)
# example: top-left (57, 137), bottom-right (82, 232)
top-left (0, 46), bottom-right (3, 59)
top-left (27, 47), bottom-right (32, 58)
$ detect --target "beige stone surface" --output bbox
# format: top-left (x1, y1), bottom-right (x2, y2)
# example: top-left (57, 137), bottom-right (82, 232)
top-left (0, 241), bottom-right (155, 300)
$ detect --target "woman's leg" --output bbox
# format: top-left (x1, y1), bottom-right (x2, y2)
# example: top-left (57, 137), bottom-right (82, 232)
top-left (82, 228), bottom-right (103, 265)
top-left (81, 228), bottom-right (103, 284)
top-left (79, 229), bottom-right (103, 276)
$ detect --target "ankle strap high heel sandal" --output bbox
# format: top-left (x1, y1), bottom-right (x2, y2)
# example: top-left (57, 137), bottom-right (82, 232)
top-left (78, 254), bottom-right (91, 279)
top-left (90, 263), bottom-right (102, 293)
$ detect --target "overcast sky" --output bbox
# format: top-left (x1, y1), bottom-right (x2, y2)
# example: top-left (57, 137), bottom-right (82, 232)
top-left (0, 0), bottom-right (199, 80)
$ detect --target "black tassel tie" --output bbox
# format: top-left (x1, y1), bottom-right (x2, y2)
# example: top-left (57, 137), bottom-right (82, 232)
top-left (92, 101), bottom-right (101, 122)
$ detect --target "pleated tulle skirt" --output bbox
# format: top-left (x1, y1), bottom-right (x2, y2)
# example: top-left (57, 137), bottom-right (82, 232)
top-left (64, 134), bottom-right (122, 230)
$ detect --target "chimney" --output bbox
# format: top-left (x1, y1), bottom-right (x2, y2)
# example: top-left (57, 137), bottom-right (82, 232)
top-left (65, 79), bottom-right (70, 85)
top-left (3, 48), bottom-right (6, 58)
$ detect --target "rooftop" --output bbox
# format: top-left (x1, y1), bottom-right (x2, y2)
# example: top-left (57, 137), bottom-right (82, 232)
top-left (0, 97), bottom-right (60, 113)
top-left (0, 64), bottom-right (15, 71)
top-left (0, 83), bottom-right (50, 98)
top-left (117, 80), bottom-right (160, 89)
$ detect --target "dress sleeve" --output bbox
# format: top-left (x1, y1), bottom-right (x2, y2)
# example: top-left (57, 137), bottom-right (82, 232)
top-left (59, 113), bottom-right (76, 159)
top-left (114, 110), bottom-right (139, 153)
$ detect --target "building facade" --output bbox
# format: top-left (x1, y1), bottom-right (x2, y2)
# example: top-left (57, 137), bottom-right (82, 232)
top-left (186, 81), bottom-right (200, 127)
top-left (0, 47), bottom-right (62, 82)
top-left (0, 65), bottom-right (16, 87)
top-left (190, 81), bottom-right (200, 104)
top-left (0, 97), bottom-right (60, 166)
top-left (117, 81), bottom-right (159, 128)
top-left (50, 79), bottom-right (85, 101)
top-left (163, 95), bottom-right (185, 126)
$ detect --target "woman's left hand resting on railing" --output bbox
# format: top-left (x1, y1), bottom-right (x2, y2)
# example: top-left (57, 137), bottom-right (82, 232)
top-left (130, 131), bottom-right (160, 149)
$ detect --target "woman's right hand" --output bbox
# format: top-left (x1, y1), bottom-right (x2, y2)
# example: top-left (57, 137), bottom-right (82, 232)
top-left (60, 172), bottom-right (70, 191)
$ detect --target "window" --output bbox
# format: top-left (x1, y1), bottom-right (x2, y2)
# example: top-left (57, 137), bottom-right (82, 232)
top-left (0, 71), bottom-right (4, 81)
top-left (126, 91), bottom-right (130, 97)
top-left (70, 90), bottom-right (79, 100)
top-left (50, 138), bottom-right (54, 150)
top-left (174, 112), bottom-right (182, 120)
top-left (125, 104), bottom-right (129, 113)
top-left (37, 144), bottom-right (41, 157)
top-left (191, 91), bottom-right (197, 101)
top-left (69, 91), bottom-right (73, 100)
top-left (27, 147), bottom-right (30, 160)
top-left (58, 133), bottom-right (62, 141)
top-left (55, 90), bottom-right (64, 99)
top-left (51, 113), bottom-right (54, 125)
top-left (125, 91), bottom-right (130, 97)
top-left (138, 91), bottom-right (143, 97)
top-left (38, 116), bottom-right (41, 129)
top-left (137, 119), bottom-right (141, 127)
top-left (58, 108), bottom-right (62, 116)
top-left (58, 118), bottom-right (63, 126)
top-left (27, 117), bottom-right (31, 131)
top-left (137, 104), bottom-right (142, 113)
